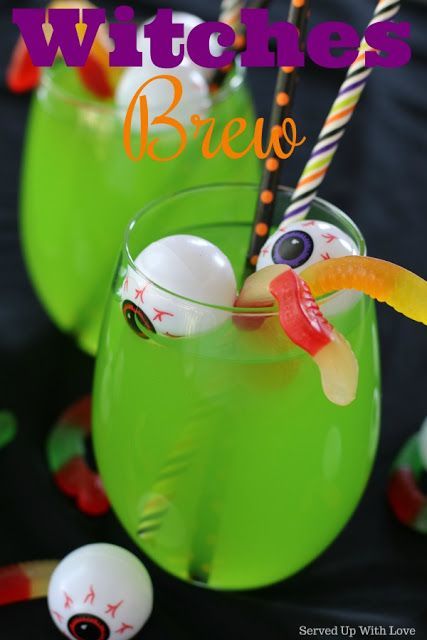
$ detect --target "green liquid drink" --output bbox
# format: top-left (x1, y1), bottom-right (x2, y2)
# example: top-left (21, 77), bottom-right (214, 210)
top-left (93, 185), bottom-right (381, 590)
top-left (21, 64), bottom-right (259, 354)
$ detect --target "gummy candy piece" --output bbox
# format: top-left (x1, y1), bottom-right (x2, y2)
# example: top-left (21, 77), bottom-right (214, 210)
top-left (55, 456), bottom-right (110, 516)
top-left (46, 396), bottom-right (110, 517)
top-left (52, 0), bottom-right (119, 99)
top-left (269, 269), bottom-right (358, 406)
top-left (269, 268), bottom-right (334, 357)
top-left (301, 256), bottom-right (427, 325)
top-left (6, 36), bottom-right (41, 93)
top-left (236, 265), bottom-right (359, 406)
top-left (7, 1), bottom-right (119, 99)
top-left (77, 53), bottom-right (114, 99)
top-left (0, 561), bottom-right (59, 605)
top-left (235, 264), bottom-right (286, 309)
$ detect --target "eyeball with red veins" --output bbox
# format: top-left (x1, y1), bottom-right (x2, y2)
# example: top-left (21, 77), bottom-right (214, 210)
top-left (47, 544), bottom-right (153, 640)
top-left (121, 235), bottom-right (237, 338)
top-left (257, 220), bottom-right (360, 316)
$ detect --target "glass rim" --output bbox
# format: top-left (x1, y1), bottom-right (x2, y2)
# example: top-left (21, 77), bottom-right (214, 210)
top-left (39, 58), bottom-right (247, 115)
top-left (124, 183), bottom-right (367, 315)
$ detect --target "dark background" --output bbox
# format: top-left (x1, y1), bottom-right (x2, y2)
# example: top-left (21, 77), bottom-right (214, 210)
top-left (1, 1), bottom-right (427, 638)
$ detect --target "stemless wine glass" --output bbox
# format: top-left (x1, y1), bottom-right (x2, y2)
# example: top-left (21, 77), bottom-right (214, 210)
top-left (20, 62), bottom-right (259, 354)
top-left (93, 184), bottom-right (381, 591)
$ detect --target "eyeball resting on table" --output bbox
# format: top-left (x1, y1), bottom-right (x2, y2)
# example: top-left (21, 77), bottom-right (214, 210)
top-left (48, 544), bottom-right (153, 640)
top-left (256, 219), bottom-right (360, 316)
top-left (121, 235), bottom-right (237, 338)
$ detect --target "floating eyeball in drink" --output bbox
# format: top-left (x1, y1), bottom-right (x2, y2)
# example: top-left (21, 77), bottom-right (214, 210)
top-left (121, 235), bottom-right (237, 338)
top-left (257, 219), bottom-right (360, 316)
top-left (138, 12), bottom-right (224, 81)
top-left (47, 544), bottom-right (153, 640)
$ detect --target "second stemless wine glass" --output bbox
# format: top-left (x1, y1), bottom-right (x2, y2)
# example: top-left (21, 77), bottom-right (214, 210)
top-left (93, 184), bottom-right (381, 591)
top-left (21, 62), bottom-right (259, 354)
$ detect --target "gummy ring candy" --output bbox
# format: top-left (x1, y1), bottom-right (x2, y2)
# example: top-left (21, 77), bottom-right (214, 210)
top-left (46, 396), bottom-right (110, 516)
top-left (236, 265), bottom-right (359, 406)
top-left (7, 1), bottom-right (120, 99)
top-left (387, 418), bottom-right (427, 533)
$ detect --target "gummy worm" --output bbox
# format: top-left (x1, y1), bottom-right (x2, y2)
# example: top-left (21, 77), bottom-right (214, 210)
top-left (46, 396), bottom-right (110, 517)
top-left (301, 256), bottom-right (427, 326)
top-left (0, 561), bottom-right (58, 605)
top-left (236, 265), bottom-right (359, 406)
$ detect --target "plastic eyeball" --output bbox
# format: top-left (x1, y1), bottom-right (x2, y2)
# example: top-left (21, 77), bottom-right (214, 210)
top-left (270, 228), bottom-right (315, 269)
top-left (114, 58), bottom-right (209, 134)
top-left (47, 544), bottom-right (153, 640)
top-left (257, 220), bottom-right (358, 272)
top-left (257, 220), bottom-right (360, 316)
top-left (121, 235), bottom-right (237, 338)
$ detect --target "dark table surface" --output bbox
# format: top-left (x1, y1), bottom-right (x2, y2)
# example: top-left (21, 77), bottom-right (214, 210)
top-left (1, 1), bottom-right (427, 638)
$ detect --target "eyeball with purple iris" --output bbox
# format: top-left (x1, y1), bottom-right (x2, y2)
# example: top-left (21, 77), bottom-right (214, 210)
top-left (47, 544), bottom-right (153, 640)
top-left (257, 219), bottom-right (360, 316)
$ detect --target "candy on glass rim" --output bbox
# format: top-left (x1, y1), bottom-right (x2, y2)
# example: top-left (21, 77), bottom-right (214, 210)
top-left (6, 35), bottom-right (41, 93)
top-left (237, 255), bottom-right (427, 403)
top-left (114, 58), bottom-right (210, 134)
top-left (137, 11), bottom-right (224, 81)
top-left (6, 0), bottom-right (119, 99)
top-left (239, 257), bottom-right (427, 324)
top-left (301, 256), bottom-right (427, 325)
top-left (121, 235), bottom-right (237, 338)
top-left (256, 219), bottom-right (360, 316)
top-left (236, 265), bottom-right (359, 406)
top-left (48, 544), bottom-right (153, 640)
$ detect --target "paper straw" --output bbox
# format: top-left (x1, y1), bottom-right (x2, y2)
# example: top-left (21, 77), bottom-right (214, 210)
top-left (137, 422), bottom-right (199, 541)
top-left (245, 0), bottom-right (311, 274)
top-left (283, 0), bottom-right (401, 223)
